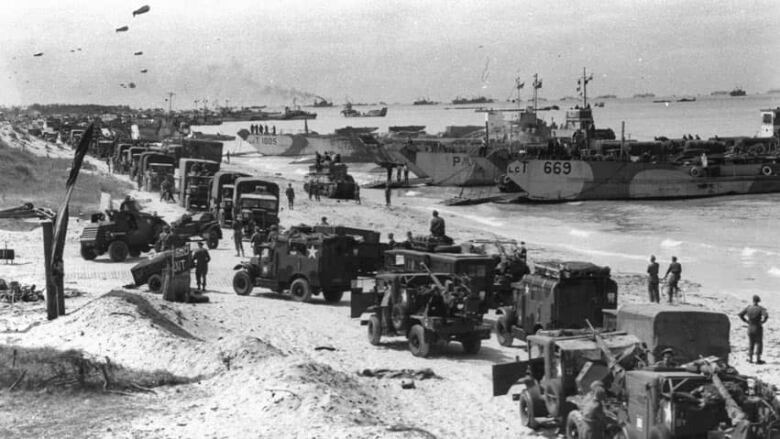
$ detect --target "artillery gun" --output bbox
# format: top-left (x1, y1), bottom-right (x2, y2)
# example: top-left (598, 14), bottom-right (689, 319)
top-left (353, 264), bottom-right (491, 357)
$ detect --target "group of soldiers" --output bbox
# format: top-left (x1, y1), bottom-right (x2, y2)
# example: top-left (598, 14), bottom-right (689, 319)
top-left (646, 255), bottom-right (682, 303)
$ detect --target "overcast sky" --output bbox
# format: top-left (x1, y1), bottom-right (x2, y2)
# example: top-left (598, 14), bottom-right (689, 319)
top-left (1, 0), bottom-right (778, 108)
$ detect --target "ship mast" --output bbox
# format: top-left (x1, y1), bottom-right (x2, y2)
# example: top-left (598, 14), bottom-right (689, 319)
top-left (532, 73), bottom-right (542, 112)
top-left (578, 67), bottom-right (593, 107)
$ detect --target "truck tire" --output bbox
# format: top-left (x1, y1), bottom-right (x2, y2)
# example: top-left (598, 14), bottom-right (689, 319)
top-left (408, 324), bottom-right (431, 357)
top-left (80, 246), bottom-right (97, 261)
top-left (233, 270), bottom-right (254, 296)
top-left (108, 240), bottom-right (129, 262)
top-left (148, 274), bottom-right (162, 293)
top-left (565, 410), bottom-right (585, 439)
top-left (518, 390), bottom-right (539, 429)
top-left (495, 312), bottom-right (514, 347)
top-left (461, 336), bottom-right (482, 355)
top-left (205, 232), bottom-right (219, 249)
top-left (322, 289), bottom-right (344, 303)
top-left (367, 315), bottom-right (382, 345)
top-left (289, 278), bottom-right (312, 302)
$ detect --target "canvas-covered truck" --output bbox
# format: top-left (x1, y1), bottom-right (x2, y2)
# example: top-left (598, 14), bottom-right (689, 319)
top-left (314, 225), bottom-right (385, 274)
top-left (603, 303), bottom-right (731, 364)
top-left (232, 177), bottom-right (280, 238)
top-left (207, 171), bottom-right (249, 227)
top-left (232, 226), bottom-right (359, 303)
top-left (494, 260), bottom-right (618, 347)
top-left (353, 271), bottom-right (492, 357)
top-left (178, 158), bottom-right (220, 210)
top-left (138, 152), bottom-right (176, 191)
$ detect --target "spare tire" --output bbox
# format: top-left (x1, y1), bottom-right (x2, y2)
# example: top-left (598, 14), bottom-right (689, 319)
top-left (690, 166), bottom-right (702, 177)
top-left (762, 165), bottom-right (773, 176)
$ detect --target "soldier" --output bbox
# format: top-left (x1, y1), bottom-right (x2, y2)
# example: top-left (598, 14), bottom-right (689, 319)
top-left (250, 226), bottom-right (265, 256)
top-left (155, 225), bottom-right (172, 252)
top-left (385, 183), bottom-right (392, 207)
top-left (354, 184), bottom-right (361, 204)
top-left (429, 210), bottom-right (445, 238)
top-left (647, 255), bottom-right (660, 303)
top-left (233, 217), bottom-right (245, 257)
top-left (581, 381), bottom-right (609, 439)
top-left (403, 164), bottom-right (409, 185)
top-left (387, 233), bottom-right (397, 249)
top-left (663, 256), bottom-right (682, 303)
top-left (320, 217), bottom-right (329, 226)
top-left (518, 241), bottom-right (527, 263)
top-left (653, 348), bottom-right (677, 368)
top-left (267, 224), bottom-right (279, 246)
top-left (120, 195), bottom-right (138, 212)
top-left (739, 295), bottom-right (769, 364)
top-left (285, 183), bottom-right (295, 210)
top-left (193, 241), bottom-right (211, 291)
top-left (402, 231), bottom-right (414, 249)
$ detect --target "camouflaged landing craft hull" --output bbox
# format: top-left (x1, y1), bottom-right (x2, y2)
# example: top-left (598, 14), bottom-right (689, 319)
top-left (379, 145), bottom-right (514, 186)
top-left (241, 133), bottom-right (381, 163)
top-left (506, 159), bottom-right (780, 201)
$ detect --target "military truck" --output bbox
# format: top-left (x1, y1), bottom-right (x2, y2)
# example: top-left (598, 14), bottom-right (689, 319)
top-left (170, 212), bottom-right (222, 249)
top-left (126, 146), bottom-right (148, 178)
top-left (232, 177), bottom-right (280, 237)
top-left (181, 138), bottom-right (224, 163)
top-left (112, 143), bottom-right (134, 173)
top-left (138, 152), bottom-right (176, 191)
top-left (208, 171), bottom-right (249, 227)
top-left (79, 210), bottom-right (166, 262)
top-left (232, 225), bottom-right (358, 303)
top-left (303, 163), bottom-right (358, 199)
top-left (314, 225), bottom-right (385, 274)
top-left (383, 249), bottom-right (497, 310)
top-left (494, 260), bottom-right (618, 347)
top-left (603, 303), bottom-right (731, 364)
top-left (353, 271), bottom-right (492, 357)
top-left (178, 158), bottom-right (220, 210)
top-left (460, 239), bottom-right (530, 307)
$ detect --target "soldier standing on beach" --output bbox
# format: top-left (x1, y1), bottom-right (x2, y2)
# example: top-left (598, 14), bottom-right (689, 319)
top-left (385, 183), bottom-right (392, 207)
top-left (233, 217), bottom-right (245, 257)
top-left (354, 184), bottom-right (361, 204)
top-left (403, 164), bottom-right (409, 185)
top-left (663, 256), bottom-right (682, 303)
top-left (285, 183), bottom-right (295, 210)
top-left (193, 241), bottom-right (210, 291)
top-left (647, 255), bottom-right (660, 303)
top-left (739, 295), bottom-right (768, 364)
top-left (430, 210), bottom-right (445, 238)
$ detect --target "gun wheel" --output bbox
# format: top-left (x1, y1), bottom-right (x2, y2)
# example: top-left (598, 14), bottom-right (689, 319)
top-left (367, 315), bottom-right (382, 345)
top-left (495, 312), bottom-right (514, 347)
top-left (408, 324), bottom-right (430, 357)
top-left (565, 410), bottom-right (585, 439)
top-left (233, 270), bottom-right (253, 296)
top-left (518, 390), bottom-right (539, 429)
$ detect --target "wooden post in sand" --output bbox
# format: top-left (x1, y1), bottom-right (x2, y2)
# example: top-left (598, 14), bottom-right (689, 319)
top-left (41, 220), bottom-right (57, 320)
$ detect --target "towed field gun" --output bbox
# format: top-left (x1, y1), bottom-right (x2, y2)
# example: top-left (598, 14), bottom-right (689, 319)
top-left (492, 309), bottom-right (780, 439)
top-left (353, 264), bottom-right (491, 357)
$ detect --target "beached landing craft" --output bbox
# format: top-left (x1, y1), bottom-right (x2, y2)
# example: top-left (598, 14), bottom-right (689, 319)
top-left (505, 107), bottom-right (780, 201)
top-left (378, 75), bottom-right (551, 186)
top-left (236, 127), bottom-right (384, 163)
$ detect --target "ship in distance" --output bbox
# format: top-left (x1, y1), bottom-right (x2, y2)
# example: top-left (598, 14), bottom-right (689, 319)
top-left (503, 104), bottom-right (780, 201)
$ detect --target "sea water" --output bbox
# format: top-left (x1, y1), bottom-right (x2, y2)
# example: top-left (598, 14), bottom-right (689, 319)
top-left (195, 93), bottom-right (780, 306)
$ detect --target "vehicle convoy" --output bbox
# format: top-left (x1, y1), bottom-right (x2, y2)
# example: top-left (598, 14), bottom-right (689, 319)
top-left (492, 314), bottom-right (780, 439)
top-left (207, 171), bottom-right (249, 227)
top-left (178, 158), bottom-right (220, 210)
top-left (494, 260), bottom-right (618, 346)
top-left (303, 163), bottom-right (358, 200)
top-left (80, 210), bottom-right (221, 262)
top-left (353, 271), bottom-right (492, 357)
top-left (232, 225), bottom-right (359, 303)
top-left (232, 177), bottom-right (280, 237)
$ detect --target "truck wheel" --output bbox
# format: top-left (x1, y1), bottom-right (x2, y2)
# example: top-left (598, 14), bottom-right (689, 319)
top-left (367, 315), bottom-right (382, 345)
top-left (322, 289), bottom-right (344, 303)
top-left (148, 274), bottom-right (162, 293)
top-left (233, 270), bottom-right (254, 296)
top-left (495, 313), bottom-right (514, 347)
top-left (518, 390), bottom-right (539, 429)
top-left (289, 278), bottom-right (312, 302)
top-left (565, 410), bottom-right (585, 439)
top-left (408, 324), bottom-right (430, 357)
top-left (80, 246), bottom-right (97, 261)
top-left (461, 337), bottom-right (482, 355)
top-left (108, 240), bottom-right (129, 262)
top-left (205, 232), bottom-right (219, 249)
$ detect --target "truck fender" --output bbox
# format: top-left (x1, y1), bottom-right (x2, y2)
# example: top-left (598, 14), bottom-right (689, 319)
top-left (233, 263), bottom-right (246, 270)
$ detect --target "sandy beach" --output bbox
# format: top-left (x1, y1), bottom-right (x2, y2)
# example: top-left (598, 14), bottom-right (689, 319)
top-left (0, 127), bottom-right (777, 438)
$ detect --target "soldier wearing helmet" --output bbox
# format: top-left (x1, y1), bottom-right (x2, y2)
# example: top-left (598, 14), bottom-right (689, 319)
top-left (739, 295), bottom-right (768, 364)
top-left (580, 380), bottom-right (609, 439)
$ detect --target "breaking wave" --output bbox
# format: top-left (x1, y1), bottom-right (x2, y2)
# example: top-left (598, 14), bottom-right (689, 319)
top-left (767, 267), bottom-right (780, 278)
top-left (660, 239), bottom-right (682, 248)
top-left (569, 229), bottom-right (592, 238)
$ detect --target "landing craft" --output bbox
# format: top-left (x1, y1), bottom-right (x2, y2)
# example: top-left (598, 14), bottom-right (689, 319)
top-left (128, 82), bottom-right (136, 89)
top-left (134, 51), bottom-right (143, 56)
top-left (132, 5), bottom-right (150, 17)
top-left (33, 52), bottom-right (43, 57)
top-left (116, 26), bottom-right (129, 32)
top-left (140, 69), bottom-right (148, 73)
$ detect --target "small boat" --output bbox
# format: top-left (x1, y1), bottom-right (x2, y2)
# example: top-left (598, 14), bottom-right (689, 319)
top-left (730, 87), bottom-right (747, 97)
top-left (341, 103), bottom-right (388, 118)
top-left (413, 98), bottom-right (438, 105)
top-left (334, 126), bottom-right (378, 135)
top-left (677, 97), bottom-right (696, 102)
top-left (452, 96), bottom-right (494, 105)
top-left (653, 99), bottom-right (671, 104)
top-left (312, 97), bottom-right (333, 107)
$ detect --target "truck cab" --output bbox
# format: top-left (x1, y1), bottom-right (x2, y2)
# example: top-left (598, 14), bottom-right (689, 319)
top-left (178, 158), bottom-right (220, 210)
top-left (232, 178), bottom-right (280, 237)
top-left (208, 171), bottom-right (249, 227)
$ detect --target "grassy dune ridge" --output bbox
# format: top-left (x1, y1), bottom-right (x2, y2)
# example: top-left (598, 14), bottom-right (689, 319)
top-left (0, 137), bottom-right (131, 216)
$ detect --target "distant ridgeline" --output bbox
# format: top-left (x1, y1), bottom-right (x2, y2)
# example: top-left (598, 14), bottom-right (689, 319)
top-left (26, 104), bottom-right (134, 115)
